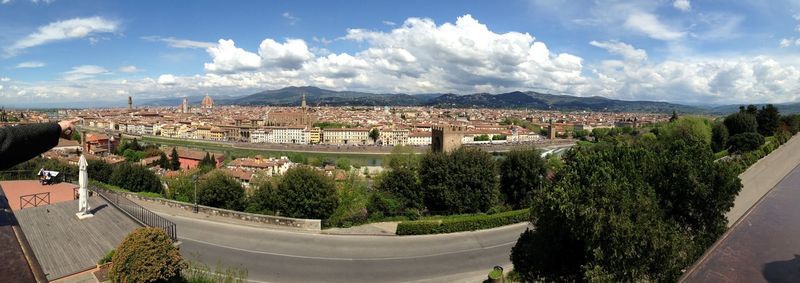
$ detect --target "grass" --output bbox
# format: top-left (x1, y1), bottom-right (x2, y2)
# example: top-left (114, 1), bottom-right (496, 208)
top-left (90, 180), bottom-right (165, 199)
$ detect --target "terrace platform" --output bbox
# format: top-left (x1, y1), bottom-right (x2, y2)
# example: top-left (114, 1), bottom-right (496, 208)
top-left (14, 196), bottom-right (142, 281)
top-left (0, 180), bottom-right (78, 211)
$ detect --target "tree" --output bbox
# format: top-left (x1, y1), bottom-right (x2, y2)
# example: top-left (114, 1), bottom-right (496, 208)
top-left (384, 145), bottom-right (419, 171)
top-left (572, 129), bottom-right (589, 141)
top-left (669, 110), bottom-right (679, 122)
top-left (376, 167), bottom-right (423, 210)
top-left (419, 147), bottom-right (499, 214)
top-left (169, 147), bottom-right (181, 170)
top-left (335, 158), bottom-right (352, 171)
top-left (511, 137), bottom-right (741, 282)
top-left (109, 163), bottom-right (162, 193)
top-left (110, 227), bottom-right (185, 282)
top-left (196, 170), bottom-right (245, 211)
top-left (658, 116), bottom-right (712, 145)
top-left (87, 159), bottom-right (113, 184)
top-left (369, 128), bottom-right (381, 144)
top-left (500, 148), bottom-right (547, 209)
top-left (158, 152), bottom-right (169, 169)
top-left (246, 174), bottom-right (277, 214)
top-left (727, 132), bottom-right (765, 153)
top-left (724, 112), bottom-right (758, 136)
top-left (756, 104), bottom-right (780, 136)
top-left (275, 166), bottom-right (338, 219)
top-left (780, 114), bottom-right (800, 135)
top-left (711, 122), bottom-right (729, 153)
top-left (744, 104), bottom-right (758, 115)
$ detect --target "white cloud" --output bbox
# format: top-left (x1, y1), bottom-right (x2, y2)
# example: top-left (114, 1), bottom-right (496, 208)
top-left (0, 77), bottom-right (10, 82)
top-left (15, 61), bottom-right (45, 68)
top-left (673, 0), bottom-right (691, 12)
top-left (203, 39), bottom-right (261, 73)
top-left (258, 39), bottom-right (314, 69)
top-left (2, 0), bottom-right (11, 4)
top-left (63, 65), bottom-right (109, 81)
top-left (5, 16), bottom-right (118, 56)
top-left (624, 12), bottom-right (685, 41)
top-left (589, 40), bottom-right (647, 62)
top-left (382, 20), bottom-right (397, 26)
top-left (282, 12), bottom-right (299, 25)
top-left (142, 36), bottom-right (215, 49)
top-left (157, 74), bottom-right (176, 85)
top-left (119, 65), bottom-right (140, 73)
top-left (780, 38), bottom-right (793, 47)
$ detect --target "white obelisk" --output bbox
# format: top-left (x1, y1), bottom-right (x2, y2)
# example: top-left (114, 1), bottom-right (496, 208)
top-left (76, 154), bottom-right (93, 219)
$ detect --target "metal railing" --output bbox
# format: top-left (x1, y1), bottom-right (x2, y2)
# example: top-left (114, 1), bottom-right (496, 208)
top-left (19, 192), bottom-right (50, 209)
top-left (92, 186), bottom-right (177, 242)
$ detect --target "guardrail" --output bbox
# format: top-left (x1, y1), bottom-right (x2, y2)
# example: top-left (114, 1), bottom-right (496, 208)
top-left (19, 192), bottom-right (50, 209)
top-left (92, 186), bottom-right (177, 242)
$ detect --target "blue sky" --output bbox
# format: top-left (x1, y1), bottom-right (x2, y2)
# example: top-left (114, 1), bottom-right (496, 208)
top-left (1, 0), bottom-right (799, 107)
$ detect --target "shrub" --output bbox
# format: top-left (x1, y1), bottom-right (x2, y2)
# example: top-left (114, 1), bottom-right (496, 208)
top-left (275, 166), bottom-right (338, 219)
top-left (109, 163), bottom-right (162, 193)
top-left (396, 209), bottom-right (530, 235)
top-left (87, 159), bottom-right (113, 184)
top-left (98, 249), bottom-right (115, 265)
top-left (110, 227), bottom-right (185, 282)
top-left (197, 170), bottom-right (245, 211)
top-left (728, 132), bottom-right (765, 153)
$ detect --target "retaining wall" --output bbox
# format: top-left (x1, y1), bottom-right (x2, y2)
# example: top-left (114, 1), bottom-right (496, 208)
top-left (726, 134), bottom-right (800, 226)
top-left (117, 192), bottom-right (322, 231)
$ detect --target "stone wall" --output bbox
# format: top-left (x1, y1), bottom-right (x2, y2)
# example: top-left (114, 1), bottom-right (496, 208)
top-left (117, 191), bottom-right (322, 231)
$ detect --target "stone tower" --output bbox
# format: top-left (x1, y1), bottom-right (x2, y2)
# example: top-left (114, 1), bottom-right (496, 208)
top-left (182, 97), bottom-right (189, 113)
top-left (431, 125), bottom-right (465, 153)
top-left (127, 96), bottom-right (132, 110)
top-left (548, 119), bottom-right (556, 140)
top-left (301, 93), bottom-right (307, 111)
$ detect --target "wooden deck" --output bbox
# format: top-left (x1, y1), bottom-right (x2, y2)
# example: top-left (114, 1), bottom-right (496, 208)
top-left (0, 189), bottom-right (36, 282)
top-left (14, 196), bottom-right (142, 281)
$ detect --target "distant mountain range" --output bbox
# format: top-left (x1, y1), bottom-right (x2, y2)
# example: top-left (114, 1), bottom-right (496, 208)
top-left (138, 86), bottom-right (800, 115)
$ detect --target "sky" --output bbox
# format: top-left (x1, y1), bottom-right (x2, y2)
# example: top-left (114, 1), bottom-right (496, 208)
top-left (1, 0), bottom-right (799, 107)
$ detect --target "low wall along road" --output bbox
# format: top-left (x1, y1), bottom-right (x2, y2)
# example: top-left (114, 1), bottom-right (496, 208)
top-left (727, 134), bottom-right (800, 226)
top-left (118, 192), bottom-right (322, 231)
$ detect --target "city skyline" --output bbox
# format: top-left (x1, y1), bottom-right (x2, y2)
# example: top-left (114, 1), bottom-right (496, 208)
top-left (1, 0), bottom-right (800, 106)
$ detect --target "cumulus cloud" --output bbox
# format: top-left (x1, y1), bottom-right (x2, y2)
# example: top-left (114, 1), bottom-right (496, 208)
top-left (5, 16), bottom-right (118, 56)
top-left (589, 40), bottom-right (647, 62)
top-left (63, 65), bottom-right (109, 81)
top-left (142, 36), bottom-right (215, 49)
top-left (2, 0), bottom-right (10, 4)
top-left (382, 20), bottom-right (397, 26)
top-left (624, 12), bottom-right (685, 41)
top-left (15, 61), bottom-right (45, 68)
top-left (157, 74), bottom-right (176, 85)
top-left (258, 39), bottom-right (314, 69)
top-left (119, 65), bottom-right (140, 73)
top-left (673, 0), bottom-right (691, 12)
top-left (203, 39), bottom-right (262, 73)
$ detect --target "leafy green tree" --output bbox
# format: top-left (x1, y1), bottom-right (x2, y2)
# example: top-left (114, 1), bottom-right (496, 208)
top-left (757, 104), bottom-right (780, 136)
top-left (369, 128), bottom-right (380, 144)
top-left (122, 148), bottom-right (145, 162)
top-left (109, 163), bottom-right (162, 193)
top-left (669, 110), bottom-right (679, 122)
top-left (511, 137), bottom-right (741, 282)
top-left (110, 227), bottom-right (185, 283)
top-left (245, 174), bottom-right (277, 214)
top-left (275, 166), bottom-right (338, 219)
top-left (500, 148), bottom-right (547, 209)
top-left (727, 132), bottom-right (765, 153)
top-left (658, 116), bottom-right (712, 145)
top-left (376, 167), bottom-right (423, 210)
top-left (572, 129), bottom-right (589, 141)
top-left (87, 159), bottom-right (113, 184)
top-left (384, 145), bottom-right (419, 171)
top-left (711, 122), bottom-right (729, 153)
top-left (169, 147), bottom-right (181, 170)
top-left (744, 104), bottom-right (758, 115)
top-left (196, 170), bottom-right (245, 211)
top-left (780, 114), bottom-right (800, 135)
top-left (335, 158), bottom-right (352, 171)
top-left (724, 112), bottom-right (758, 136)
top-left (158, 152), bottom-right (169, 169)
top-left (419, 147), bottom-right (499, 214)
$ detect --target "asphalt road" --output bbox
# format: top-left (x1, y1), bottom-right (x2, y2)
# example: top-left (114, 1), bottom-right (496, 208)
top-left (163, 213), bottom-right (530, 283)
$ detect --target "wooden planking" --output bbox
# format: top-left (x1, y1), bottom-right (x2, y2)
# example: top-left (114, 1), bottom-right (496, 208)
top-left (14, 196), bottom-right (142, 280)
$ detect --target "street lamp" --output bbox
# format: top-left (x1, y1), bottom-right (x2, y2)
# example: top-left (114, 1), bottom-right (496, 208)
top-left (192, 174), bottom-right (198, 213)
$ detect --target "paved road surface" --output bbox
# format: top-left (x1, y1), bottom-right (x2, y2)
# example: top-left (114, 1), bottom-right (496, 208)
top-left (162, 212), bottom-right (529, 282)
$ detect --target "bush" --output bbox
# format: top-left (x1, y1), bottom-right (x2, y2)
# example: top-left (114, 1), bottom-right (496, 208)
top-left (110, 227), bottom-right (185, 282)
top-left (396, 209), bottom-right (530, 235)
top-left (98, 249), bottom-right (115, 265)
top-left (197, 170), bottom-right (245, 211)
top-left (87, 159), bottom-right (113, 184)
top-left (728, 132), bottom-right (765, 153)
top-left (109, 163), bottom-right (162, 193)
top-left (275, 166), bottom-right (338, 219)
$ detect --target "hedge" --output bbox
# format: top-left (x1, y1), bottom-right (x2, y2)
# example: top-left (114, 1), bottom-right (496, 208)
top-left (396, 209), bottom-right (530, 235)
